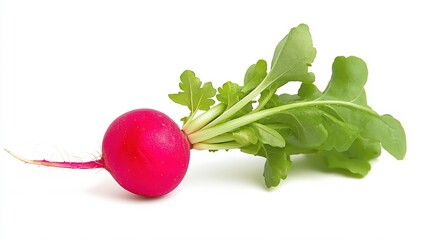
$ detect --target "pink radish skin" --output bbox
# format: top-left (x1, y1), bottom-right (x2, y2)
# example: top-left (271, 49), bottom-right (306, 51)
top-left (102, 109), bottom-right (191, 197)
top-left (9, 109), bottom-right (191, 197)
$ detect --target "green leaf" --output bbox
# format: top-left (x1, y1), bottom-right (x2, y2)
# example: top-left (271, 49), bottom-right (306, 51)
top-left (270, 109), bottom-right (328, 149)
top-left (216, 81), bottom-right (254, 119)
top-left (320, 137), bottom-right (382, 176)
top-left (326, 104), bottom-right (406, 160)
top-left (362, 114), bottom-right (407, 160)
top-left (240, 141), bottom-right (263, 156)
top-left (232, 127), bottom-right (258, 145)
top-left (298, 83), bottom-right (322, 100)
top-left (242, 59), bottom-right (267, 93)
top-left (277, 93), bottom-right (300, 104)
top-left (321, 56), bottom-right (368, 101)
top-left (268, 23), bottom-right (316, 87)
top-left (216, 81), bottom-right (243, 109)
top-left (255, 24), bottom-right (317, 110)
top-left (240, 143), bottom-right (292, 187)
top-left (278, 83), bottom-right (320, 104)
top-left (255, 88), bottom-right (278, 111)
top-left (261, 145), bottom-right (292, 187)
top-left (168, 70), bottom-right (216, 113)
top-left (320, 113), bottom-right (360, 152)
top-left (251, 123), bottom-right (285, 148)
top-left (260, 107), bottom-right (359, 153)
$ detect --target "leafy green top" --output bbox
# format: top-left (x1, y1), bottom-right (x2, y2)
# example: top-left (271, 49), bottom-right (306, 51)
top-left (168, 24), bottom-right (407, 188)
top-left (168, 70), bottom-right (216, 126)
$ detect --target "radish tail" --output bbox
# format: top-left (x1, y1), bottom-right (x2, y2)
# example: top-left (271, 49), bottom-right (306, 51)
top-left (4, 148), bottom-right (105, 169)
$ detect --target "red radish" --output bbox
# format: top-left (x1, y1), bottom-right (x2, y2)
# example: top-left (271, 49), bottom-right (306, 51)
top-left (9, 109), bottom-right (191, 197)
top-left (102, 109), bottom-right (190, 197)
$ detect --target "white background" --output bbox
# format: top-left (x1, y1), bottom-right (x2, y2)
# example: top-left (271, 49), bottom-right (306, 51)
top-left (1, 0), bottom-right (428, 239)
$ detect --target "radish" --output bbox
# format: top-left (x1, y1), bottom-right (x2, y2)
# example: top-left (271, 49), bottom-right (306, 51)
top-left (6, 24), bottom-right (406, 197)
top-left (9, 109), bottom-right (191, 197)
top-left (102, 109), bottom-right (190, 197)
